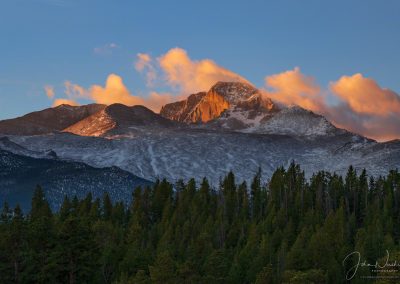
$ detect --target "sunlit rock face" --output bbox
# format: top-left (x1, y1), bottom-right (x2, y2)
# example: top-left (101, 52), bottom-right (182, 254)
top-left (63, 106), bottom-right (116, 137)
top-left (160, 81), bottom-right (274, 123)
top-left (160, 92), bottom-right (206, 123)
top-left (189, 88), bottom-right (230, 122)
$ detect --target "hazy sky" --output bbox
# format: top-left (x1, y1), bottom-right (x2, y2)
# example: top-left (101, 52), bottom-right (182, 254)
top-left (1, 0), bottom-right (399, 140)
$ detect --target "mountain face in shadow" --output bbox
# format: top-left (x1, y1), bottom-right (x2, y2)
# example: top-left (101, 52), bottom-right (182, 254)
top-left (0, 104), bottom-right (106, 135)
top-left (0, 149), bottom-right (152, 211)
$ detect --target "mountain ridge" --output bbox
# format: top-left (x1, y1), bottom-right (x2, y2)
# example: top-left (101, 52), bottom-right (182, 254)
top-left (63, 103), bottom-right (178, 137)
top-left (0, 80), bottom-right (398, 187)
top-left (0, 103), bottom-right (106, 135)
top-left (0, 82), bottom-right (356, 139)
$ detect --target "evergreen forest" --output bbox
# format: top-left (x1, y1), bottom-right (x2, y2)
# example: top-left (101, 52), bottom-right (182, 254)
top-left (1, 163), bottom-right (400, 283)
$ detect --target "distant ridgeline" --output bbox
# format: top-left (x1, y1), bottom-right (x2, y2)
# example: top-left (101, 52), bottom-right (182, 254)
top-left (0, 149), bottom-right (152, 211)
top-left (1, 163), bottom-right (400, 283)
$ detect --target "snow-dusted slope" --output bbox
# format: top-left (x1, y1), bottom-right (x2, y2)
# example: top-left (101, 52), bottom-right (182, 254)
top-left (0, 136), bottom-right (57, 159)
top-left (257, 106), bottom-right (340, 136)
top-left (205, 101), bottom-right (340, 137)
top-left (8, 129), bottom-right (399, 187)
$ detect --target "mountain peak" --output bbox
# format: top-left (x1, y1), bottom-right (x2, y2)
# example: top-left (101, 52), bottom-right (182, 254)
top-left (53, 103), bottom-right (105, 110)
top-left (54, 103), bottom-right (74, 109)
top-left (160, 81), bottom-right (272, 123)
top-left (209, 81), bottom-right (259, 104)
top-left (106, 103), bottom-right (153, 115)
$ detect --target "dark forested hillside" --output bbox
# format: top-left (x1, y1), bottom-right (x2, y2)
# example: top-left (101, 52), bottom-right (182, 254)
top-left (1, 163), bottom-right (400, 283)
top-left (0, 149), bottom-right (152, 211)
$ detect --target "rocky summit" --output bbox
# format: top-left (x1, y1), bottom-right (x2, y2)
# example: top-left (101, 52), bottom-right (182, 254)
top-left (160, 81), bottom-right (273, 123)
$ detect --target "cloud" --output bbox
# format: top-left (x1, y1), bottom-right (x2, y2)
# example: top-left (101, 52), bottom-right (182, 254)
top-left (330, 73), bottom-right (400, 116)
top-left (135, 53), bottom-right (151, 70)
top-left (64, 80), bottom-right (87, 99)
top-left (93, 43), bottom-right (118, 55)
top-left (63, 74), bottom-right (173, 112)
top-left (44, 85), bottom-right (55, 99)
top-left (135, 53), bottom-right (157, 86)
top-left (145, 92), bottom-right (175, 112)
top-left (52, 98), bottom-right (79, 107)
top-left (327, 103), bottom-right (400, 142)
top-left (328, 74), bottom-right (400, 141)
top-left (263, 68), bottom-right (400, 141)
top-left (88, 74), bottom-right (141, 106)
top-left (64, 74), bottom-right (142, 106)
top-left (158, 47), bottom-right (249, 94)
top-left (263, 67), bottom-right (325, 113)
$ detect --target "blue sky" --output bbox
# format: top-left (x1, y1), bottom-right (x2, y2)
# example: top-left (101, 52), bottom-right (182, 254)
top-left (0, 0), bottom-right (399, 121)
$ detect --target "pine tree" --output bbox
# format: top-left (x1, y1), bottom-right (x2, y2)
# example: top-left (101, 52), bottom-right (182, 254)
top-left (102, 192), bottom-right (113, 220)
top-left (203, 250), bottom-right (230, 283)
top-left (24, 186), bottom-right (55, 283)
top-left (286, 226), bottom-right (312, 270)
top-left (10, 205), bottom-right (26, 284)
top-left (0, 202), bottom-right (13, 282)
top-left (251, 167), bottom-right (262, 220)
top-left (255, 264), bottom-right (274, 284)
top-left (149, 251), bottom-right (177, 284)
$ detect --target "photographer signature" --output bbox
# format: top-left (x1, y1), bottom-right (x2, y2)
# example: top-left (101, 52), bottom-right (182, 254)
top-left (343, 250), bottom-right (400, 280)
